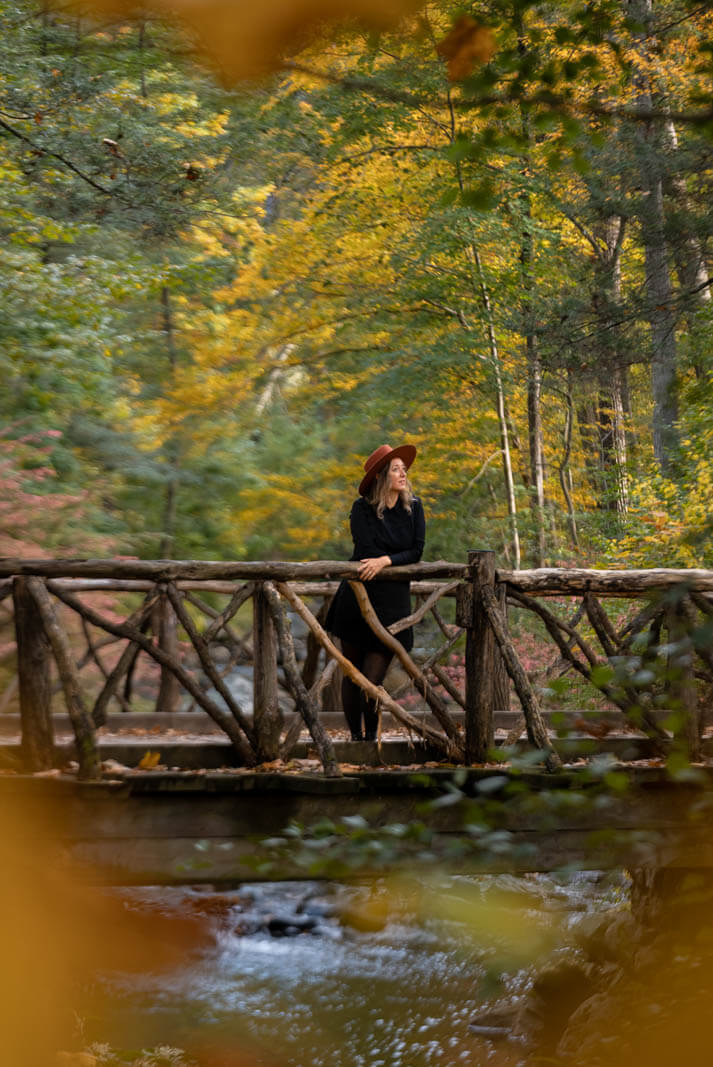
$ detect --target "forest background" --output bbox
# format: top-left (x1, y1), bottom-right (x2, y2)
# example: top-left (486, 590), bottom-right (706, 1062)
top-left (3, 0), bottom-right (713, 574)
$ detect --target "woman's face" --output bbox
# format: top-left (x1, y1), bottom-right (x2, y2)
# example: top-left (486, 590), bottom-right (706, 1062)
top-left (387, 457), bottom-right (408, 495)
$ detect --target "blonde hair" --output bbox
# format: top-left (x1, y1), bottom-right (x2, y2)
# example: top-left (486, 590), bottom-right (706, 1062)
top-left (367, 464), bottom-right (414, 519)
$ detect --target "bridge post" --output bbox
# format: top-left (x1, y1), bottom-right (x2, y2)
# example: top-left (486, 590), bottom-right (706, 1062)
top-left (253, 582), bottom-right (282, 760)
top-left (154, 587), bottom-right (181, 714)
top-left (493, 580), bottom-right (510, 713)
top-left (457, 550), bottom-right (498, 763)
top-left (12, 576), bottom-right (54, 770)
top-left (666, 600), bottom-right (700, 762)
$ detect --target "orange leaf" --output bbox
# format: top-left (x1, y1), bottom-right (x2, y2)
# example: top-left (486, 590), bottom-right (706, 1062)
top-left (137, 750), bottom-right (162, 769)
top-left (436, 16), bottom-right (495, 81)
top-left (61, 0), bottom-right (424, 82)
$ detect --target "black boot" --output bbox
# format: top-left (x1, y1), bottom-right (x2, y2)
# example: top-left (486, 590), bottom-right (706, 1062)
top-left (363, 703), bottom-right (378, 743)
top-left (344, 704), bottom-right (364, 742)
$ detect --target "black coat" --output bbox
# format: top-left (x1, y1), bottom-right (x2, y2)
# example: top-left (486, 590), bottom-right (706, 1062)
top-left (325, 496), bottom-right (426, 652)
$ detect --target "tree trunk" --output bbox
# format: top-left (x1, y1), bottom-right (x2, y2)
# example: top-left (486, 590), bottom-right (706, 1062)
top-left (590, 213), bottom-right (629, 514)
top-left (577, 400), bottom-right (601, 497)
top-left (597, 383), bottom-right (628, 515)
top-left (642, 182), bottom-right (679, 470)
top-left (662, 116), bottom-right (710, 307)
top-left (527, 342), bottom-right (546, 565)
top-left (610, 363), bottom-right (629, 514)
top-left (558, 377), bottom-right (579, 548)
top-left (451, 149), bottom-right (522, 570)
top-left (469, 244), bottom-right (521, 569)
top-left (517, 25), bottom-right (546, 566)
top-left (662, 115), bottom-right (711, 378)
top-left (160, 285), bottom-right (180, 557)
top-left (627, 0), bottom-right (679, 470)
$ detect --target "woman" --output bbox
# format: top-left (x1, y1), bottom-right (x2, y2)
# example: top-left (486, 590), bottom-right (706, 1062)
top-left (325, 443), bottom-right (426, 741)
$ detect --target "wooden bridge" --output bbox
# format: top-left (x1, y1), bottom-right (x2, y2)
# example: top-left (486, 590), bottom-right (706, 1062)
top-left (1, 553), bottom-right (713, 882)
top-left (6, 764), bottom-right (713, 884)
top-left (1, 551), bottom-right (711, 774)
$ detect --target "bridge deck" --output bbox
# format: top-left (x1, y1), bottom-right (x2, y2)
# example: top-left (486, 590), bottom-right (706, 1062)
top-left (2, 710), bottom-right (708, 770)
top-left (5, 765), bottom-right (713, 884)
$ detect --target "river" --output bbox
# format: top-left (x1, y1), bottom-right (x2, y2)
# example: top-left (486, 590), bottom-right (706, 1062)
top-left (82, 871), bottom-right (627, 1066)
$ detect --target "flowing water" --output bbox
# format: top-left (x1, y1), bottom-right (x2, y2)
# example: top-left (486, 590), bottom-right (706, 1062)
top-left (85, 873), bottom-right (627, 1066)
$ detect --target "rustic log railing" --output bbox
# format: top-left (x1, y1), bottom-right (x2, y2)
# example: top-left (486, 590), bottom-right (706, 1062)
top-left (494, 560), bottom-right (712, 767)
top-left (1, 555), bottom-right (712, 779)
top-left (0, 559), bottom-right (466, 778)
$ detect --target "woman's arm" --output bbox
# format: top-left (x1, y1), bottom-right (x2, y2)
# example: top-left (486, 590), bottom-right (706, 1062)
top-left (350, 501), bottom-right (391, 579)
top-left (387, 499), bottom-right (426, 566)
top-left (349, 499), bottom-right (381, 557)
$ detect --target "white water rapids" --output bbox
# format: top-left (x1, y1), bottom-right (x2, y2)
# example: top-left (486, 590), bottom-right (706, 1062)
top-left (86, 872), bottom-right (626, 1066)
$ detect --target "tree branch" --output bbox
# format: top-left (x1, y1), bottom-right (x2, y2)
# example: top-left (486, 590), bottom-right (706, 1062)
top-left (0, 117), bottom-right (114, 196)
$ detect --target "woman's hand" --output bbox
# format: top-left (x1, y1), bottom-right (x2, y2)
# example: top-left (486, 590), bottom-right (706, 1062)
top-left (357, 555), bottom-right (391, 581)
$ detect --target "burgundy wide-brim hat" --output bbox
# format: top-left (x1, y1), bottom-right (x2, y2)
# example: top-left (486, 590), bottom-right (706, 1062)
top-left (358, 443), bottom-right (417, 496)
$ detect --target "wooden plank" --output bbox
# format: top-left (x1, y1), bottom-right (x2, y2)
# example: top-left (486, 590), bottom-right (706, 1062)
top-left (154, 588), bottom-right (181, 715)
top-left (493, 581), bottom-right (510, 711)
top-left (6, 768), bottom-right (713, 883)
top-left (666, 600), bottom-right (701, 762)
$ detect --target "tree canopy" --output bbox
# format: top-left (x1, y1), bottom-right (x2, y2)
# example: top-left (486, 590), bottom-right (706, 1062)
top-left (3, 0), bottom-right (713, 567)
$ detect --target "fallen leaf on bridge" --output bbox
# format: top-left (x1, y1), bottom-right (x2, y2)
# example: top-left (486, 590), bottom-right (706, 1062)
top-left (137, 750), bottom-right (163, 770)
top-left (101, 758), bottom-right (129, 773)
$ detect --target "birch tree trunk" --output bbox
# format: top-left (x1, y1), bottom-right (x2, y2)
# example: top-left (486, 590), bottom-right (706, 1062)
top-left (590, 213), bottom-right (629, 515)
top-left (450, 144), bottom-right (521, 570)
top-left (470, 243), bottom-right (521, 570)
top-left (517, 21), bottom-right (546, 566)
top-left (558, 375), bottom-right (579, 548)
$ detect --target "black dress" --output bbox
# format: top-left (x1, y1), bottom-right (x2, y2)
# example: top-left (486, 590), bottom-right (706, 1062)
top-left (325, 496), bottom-right (426, 653)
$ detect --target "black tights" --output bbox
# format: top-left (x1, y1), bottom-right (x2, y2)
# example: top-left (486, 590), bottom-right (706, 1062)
top-left (340, 641), bottom-right (393, 741)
